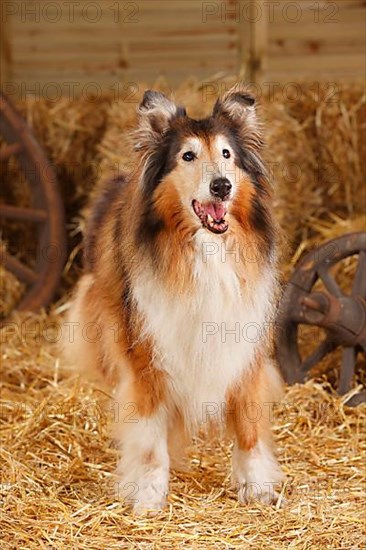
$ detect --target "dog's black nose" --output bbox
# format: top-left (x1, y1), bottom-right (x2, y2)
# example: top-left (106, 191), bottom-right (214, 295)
top-left (210, 178), bottom-right (232, 200)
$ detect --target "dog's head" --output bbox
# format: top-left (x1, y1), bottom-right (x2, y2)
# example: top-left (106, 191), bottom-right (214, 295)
top-left (134, 87), bottom-right (271, 242)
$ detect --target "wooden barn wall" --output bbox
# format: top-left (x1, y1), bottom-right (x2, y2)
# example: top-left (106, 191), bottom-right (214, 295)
top-left (263, 0), bottom-right (366, 82)
top-left (0, 0), bottom-right (365, 97)
top-left (1, 0), bottom-right (238, 95)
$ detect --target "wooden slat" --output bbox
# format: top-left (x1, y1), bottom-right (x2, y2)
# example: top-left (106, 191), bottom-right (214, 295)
top-left (237, 0), bottom-right (251, 78)
top-left (11, 21), bottom-right (232, 37)
top-left (9, 8), bottom-right (215, 27)
top-left (292, 0), bottom-right (365, 9)
top-left (269, 53), bottom-right (366, 73)
top-left (269, 19), bottom-right (366, 41)
top-left (0, 204), bottom-right (48, 223)
top-left (265, 71), bottom-right (365, 83)
top-left (250, 0), bottom-right (268, 83)
top-left (2, 251), bottom-right (38, 285)
top-left (270, 8), bottom-right (365, 26)
top-left (270, 37), bottom-right (366, 58)
top-left (0, 142), bottom-right (22, 161)
top-left (9, 0), bottom-right (209, 16)
top-left (0, 8), bottom-right (13, 83)
top-left (131, 40), bottom-right (237, 55)
top-left (13, 34), bottom-right (236, 57)
top-left (13, 52), bottom-right (120, 64)
top-left (13, 54), bottom-right (238, 75)
top-left (13, 44), bottom-right (238, 64)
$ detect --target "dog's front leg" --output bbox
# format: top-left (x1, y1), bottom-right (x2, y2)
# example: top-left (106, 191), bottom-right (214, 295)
top-left (227, 357), bottom-right (285, 506)
top-left (114, 363), bottom-right (169, 515)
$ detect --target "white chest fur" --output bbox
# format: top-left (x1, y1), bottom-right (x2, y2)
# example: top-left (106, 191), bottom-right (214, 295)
top-left (132, 231), bottom-right (275, 430)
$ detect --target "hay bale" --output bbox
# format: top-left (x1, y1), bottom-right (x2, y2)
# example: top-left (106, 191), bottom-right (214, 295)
top-left (18, 95), bottom-right (111, 210)
top-left (262, 103), bottom-right (321, 258)
top-left (273, 81), bottom-right (366, 220)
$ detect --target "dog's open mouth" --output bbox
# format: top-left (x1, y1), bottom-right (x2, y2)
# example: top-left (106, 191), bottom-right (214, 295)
top-left (192, 200), bottom-right (228, 234)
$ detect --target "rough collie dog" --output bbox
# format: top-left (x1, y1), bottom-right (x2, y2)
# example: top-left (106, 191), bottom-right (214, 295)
top-left (65, 87), bottom-right (285, 513)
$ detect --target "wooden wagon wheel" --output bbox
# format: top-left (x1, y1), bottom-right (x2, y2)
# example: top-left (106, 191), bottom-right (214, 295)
top-left (0, 92), bottom-right (66, 315)
top-left (276, 232), bottom-right (366, 406)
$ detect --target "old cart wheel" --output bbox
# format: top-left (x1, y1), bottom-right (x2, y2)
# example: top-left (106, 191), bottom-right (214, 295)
top-left (0, 92), bottom-right (66, 315)
top-left (276, 232), bottom-right (366, 406)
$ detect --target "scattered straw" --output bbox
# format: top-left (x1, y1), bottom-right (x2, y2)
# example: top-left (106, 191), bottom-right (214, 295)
top-left (0, 312), bottom-right (365, 549)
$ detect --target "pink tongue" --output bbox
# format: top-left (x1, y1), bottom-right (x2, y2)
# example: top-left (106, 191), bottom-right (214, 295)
top-left (204, 202), bottom-right (226, 222)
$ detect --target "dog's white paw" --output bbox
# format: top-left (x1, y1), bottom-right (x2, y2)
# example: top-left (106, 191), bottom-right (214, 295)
top-left (238, 482), bottom-right (285, 507)
top-left (132, 475), bottom-right (168, 515)
top-left (232, 440), bottom-right (285, 507)
top-left (132, 496), bottom-right (166, 516)
top-left (117, 467), bottom-right (169, 515)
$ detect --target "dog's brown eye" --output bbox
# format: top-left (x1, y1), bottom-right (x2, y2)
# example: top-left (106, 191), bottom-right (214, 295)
top-left (223, 149), bottom-right (231, 159)
top-left (182, 151), bottom-right (195, 162)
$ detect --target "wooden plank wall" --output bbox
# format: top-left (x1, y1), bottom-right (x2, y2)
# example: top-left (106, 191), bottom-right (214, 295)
top-left (0, 0), bottom-right (365, 96)
top-left (1, 0), bottom-right (238, 94)
top-left (264, 0), bottom-right (366, 82)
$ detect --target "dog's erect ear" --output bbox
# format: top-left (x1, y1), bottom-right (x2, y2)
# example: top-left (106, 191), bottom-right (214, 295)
top-left (135, 90), bottom-right (183, 151)
top-left (213, 89), bottom-right (256, 120)
top-left (213, 87), bottom-right (262, 151)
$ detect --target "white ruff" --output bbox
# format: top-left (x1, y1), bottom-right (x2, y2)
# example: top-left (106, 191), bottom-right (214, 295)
top-left (133, 230), bottom-right (275, 431)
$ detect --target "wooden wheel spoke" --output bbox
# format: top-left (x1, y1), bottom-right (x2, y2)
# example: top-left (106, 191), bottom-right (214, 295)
top-left (345, 389), bottom-right (366, 407)
top-left (0, 203), bottom-right (48, 223)
top-left (0, 142), bottom-right (22, 161)
top-left (300, 337), bottom-right (335, 372)
top-left (338, 347), bottom-right (356, 395)
top-left (283, 299), bottom-right (306, 324)
top-left (2, 251), bottom-right (38, 285)
top-left (352, 250), bottom-right (366, 298)
top-left (317, 265), bottom-right (343, 297)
